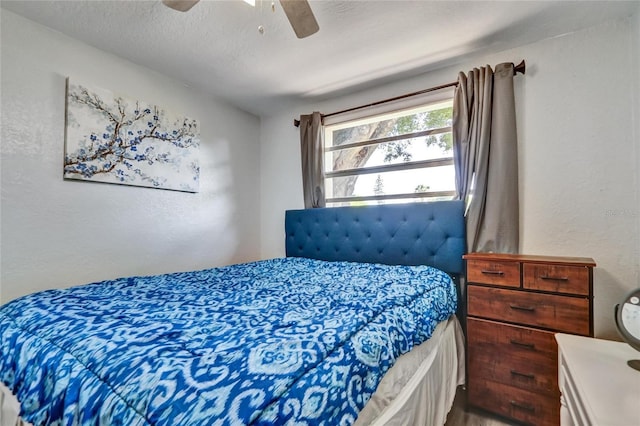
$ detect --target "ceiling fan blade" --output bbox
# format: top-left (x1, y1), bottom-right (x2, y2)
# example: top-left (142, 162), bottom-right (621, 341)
top-left (162, 0), bottom-right (200, 12)
top-left (279, 0), bottom-right (319, 39)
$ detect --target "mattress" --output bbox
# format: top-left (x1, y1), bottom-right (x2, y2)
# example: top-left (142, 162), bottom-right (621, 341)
top-left (0, 257), bottom-right (457, 425)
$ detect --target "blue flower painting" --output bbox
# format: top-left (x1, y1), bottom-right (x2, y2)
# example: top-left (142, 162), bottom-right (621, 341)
top-left (64, 79), bottom-right (200, 192)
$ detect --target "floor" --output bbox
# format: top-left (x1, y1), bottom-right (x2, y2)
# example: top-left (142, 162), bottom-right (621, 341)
top-left (445, 387), bottom-right (515, 426)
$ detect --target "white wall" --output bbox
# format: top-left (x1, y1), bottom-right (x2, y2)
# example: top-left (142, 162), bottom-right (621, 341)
top-left (260, 16), bottom-right (640, 339)
top-left (635, 10), bottom-right (640, 296)
top-left (0, 11), bottom-right (261, 303)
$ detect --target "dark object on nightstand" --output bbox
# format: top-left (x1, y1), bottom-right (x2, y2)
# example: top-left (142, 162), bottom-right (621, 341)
top-left (614, 287), bottom-right (640, 371)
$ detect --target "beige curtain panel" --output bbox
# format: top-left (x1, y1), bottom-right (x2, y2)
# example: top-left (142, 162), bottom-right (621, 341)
top-left (299, 112), bottom-right (326, 208)
top-left (453, 62), bottom-right (519, 253)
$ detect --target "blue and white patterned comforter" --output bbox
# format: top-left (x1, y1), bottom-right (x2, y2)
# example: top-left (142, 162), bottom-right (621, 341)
top-left (0, 257), bottom-right (457, 426)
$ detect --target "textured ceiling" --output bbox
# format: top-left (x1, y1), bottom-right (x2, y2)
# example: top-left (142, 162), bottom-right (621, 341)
top-left (2, 0), bottom-right (639, 116)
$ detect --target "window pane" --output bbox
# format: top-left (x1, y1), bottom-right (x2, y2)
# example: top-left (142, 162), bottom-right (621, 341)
top-left (327, 196), bottom-right (455, 208)
top-left (329, 104), bottom-right (453, 148)
top-left (326, 165), bottom-right (455, 199)
top-left (323, 99), bottom-right (455, 207)
top-left (331, 119), bottom-right (396, 146)
top-left (327, 133), bottom-right (452, 173)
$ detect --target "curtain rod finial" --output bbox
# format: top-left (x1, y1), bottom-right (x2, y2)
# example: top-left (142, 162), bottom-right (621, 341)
top-left (514, 60), bottom-right (526, 75)
top-left (294, 119), bottom-right (300, 128)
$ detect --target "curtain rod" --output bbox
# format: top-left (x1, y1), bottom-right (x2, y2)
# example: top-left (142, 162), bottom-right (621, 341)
top-left (294, 60), bottom-right (526, 127)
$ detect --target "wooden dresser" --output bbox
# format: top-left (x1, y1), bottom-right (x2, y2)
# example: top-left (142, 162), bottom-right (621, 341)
top-left (463, 253), bottom-right (595, 426)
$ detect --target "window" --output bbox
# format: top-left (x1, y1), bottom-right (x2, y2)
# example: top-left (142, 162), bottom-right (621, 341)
top-left (324, 100), bottom-right (455, 207)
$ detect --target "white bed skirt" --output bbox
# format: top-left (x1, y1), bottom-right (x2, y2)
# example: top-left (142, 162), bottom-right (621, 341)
top-left (0, 382), bottom-right (28, 426)
top-left (0, 316), bottom-right (464, 426)
top-left (356, 315), bottom-right (465, 426)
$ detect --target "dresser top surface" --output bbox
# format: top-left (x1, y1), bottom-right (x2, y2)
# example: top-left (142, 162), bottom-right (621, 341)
top-left (463, 252), bottom-right (596, 267)
top-left (555, 333), bottom-right (640, 425)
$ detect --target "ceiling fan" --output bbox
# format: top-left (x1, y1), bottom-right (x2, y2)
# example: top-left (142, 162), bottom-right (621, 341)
top-left (162, 0), bottom-right (319, 39)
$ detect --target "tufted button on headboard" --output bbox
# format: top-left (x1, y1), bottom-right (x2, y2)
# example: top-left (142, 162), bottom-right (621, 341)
top-left (285, 201), bottom-right (466, 275)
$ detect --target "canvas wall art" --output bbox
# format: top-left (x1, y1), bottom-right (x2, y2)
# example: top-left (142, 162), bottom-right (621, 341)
top-left (64, 79), bottom-right (200, 192)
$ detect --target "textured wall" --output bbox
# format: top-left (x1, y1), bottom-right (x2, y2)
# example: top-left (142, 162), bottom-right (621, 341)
top-left (514, 17), bottom-right (638, 339)
top-left (635, 9), bottom-right (640, 298)
top-left (260, 16), bottom-right (640, 339)
top-left (0, 11), bottom-right (261, 303)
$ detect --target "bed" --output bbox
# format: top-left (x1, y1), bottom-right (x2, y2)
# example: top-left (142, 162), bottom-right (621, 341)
top-left (0, 200), bottom-right (466, 426)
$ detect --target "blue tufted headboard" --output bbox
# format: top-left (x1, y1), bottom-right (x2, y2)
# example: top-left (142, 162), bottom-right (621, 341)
top-left (285, 201), bottom-right (466, 275)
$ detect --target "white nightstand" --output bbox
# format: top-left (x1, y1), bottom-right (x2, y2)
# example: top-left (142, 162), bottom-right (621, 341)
top-left (555, 333), bottom-right (640, 426)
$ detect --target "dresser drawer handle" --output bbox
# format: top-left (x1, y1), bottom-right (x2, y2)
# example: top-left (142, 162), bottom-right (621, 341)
top-left (509, 304), bottom-right (536, 312)
top-left (481, 270), bottom-right (504, 275)
top-left (510, 370), bottom-right (535, 380)
top-left (510, 339), bottom-right (535, 350)
top-left (510, 401), bottom-right (535, 413)
top-left (540, 275), bottom-right (569, 281)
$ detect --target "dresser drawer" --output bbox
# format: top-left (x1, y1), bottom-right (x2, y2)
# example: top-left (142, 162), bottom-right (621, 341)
top-left (467, 318), bottom-right (558, 395)
top-left (523, 264), bottom-right (590, 296)
top-left (467, 260), bottom-right (520, 287)
top-left (467, 286), bottom-right (590, 335)
top-left (468, 378), bottom-right (559, 426)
